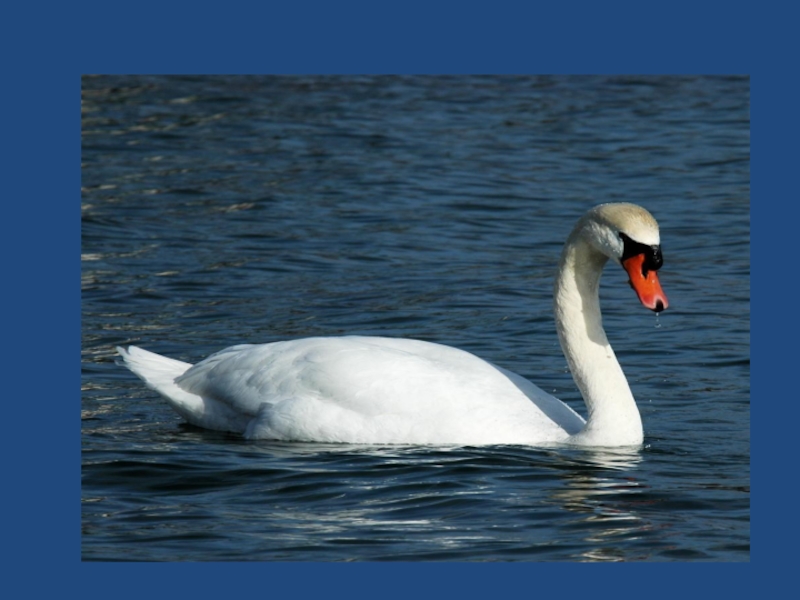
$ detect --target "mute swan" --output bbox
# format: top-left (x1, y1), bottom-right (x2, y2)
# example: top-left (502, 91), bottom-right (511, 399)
top-left (118, 202), bottom-right (668, 447)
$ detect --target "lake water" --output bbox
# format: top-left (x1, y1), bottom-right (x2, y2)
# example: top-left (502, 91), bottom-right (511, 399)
top-left (81, 75), bottom-right (750, 561)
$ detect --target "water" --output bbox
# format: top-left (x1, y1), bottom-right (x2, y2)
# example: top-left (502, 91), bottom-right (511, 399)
top-left (81, 75), bottom-right (750, 561)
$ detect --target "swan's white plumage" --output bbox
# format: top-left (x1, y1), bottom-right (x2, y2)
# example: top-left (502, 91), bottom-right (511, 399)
top-left (119, 337), bottom-right (584, 445)
top-left (118, 202), bottom-right (667, 447)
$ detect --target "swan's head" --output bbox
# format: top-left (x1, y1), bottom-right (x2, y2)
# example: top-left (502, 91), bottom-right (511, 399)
top-left (580, 203), bottom-right (669, 312)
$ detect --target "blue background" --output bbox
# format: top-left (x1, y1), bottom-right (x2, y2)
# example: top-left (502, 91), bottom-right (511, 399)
top-left (6, 0), bottom-right (778, 596)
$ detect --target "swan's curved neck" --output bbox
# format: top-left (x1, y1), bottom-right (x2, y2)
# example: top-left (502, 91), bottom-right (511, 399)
top-left (553, 231), bottom-right (643, 446)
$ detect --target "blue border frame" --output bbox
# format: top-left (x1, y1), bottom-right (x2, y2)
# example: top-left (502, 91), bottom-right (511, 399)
top-left (7, 0), bottom-right (773, 597)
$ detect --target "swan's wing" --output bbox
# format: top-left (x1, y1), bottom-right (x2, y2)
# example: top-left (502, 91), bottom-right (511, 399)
top-left (173, 336), bottom-right (584, 444)
top-left (173, 337), bottom-right (489, 417)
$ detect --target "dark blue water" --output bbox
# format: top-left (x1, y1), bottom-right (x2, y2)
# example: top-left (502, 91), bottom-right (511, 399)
top-left (81, 75), bottom-right (749, 561)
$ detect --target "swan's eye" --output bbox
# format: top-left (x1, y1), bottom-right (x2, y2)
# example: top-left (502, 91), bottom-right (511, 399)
top-left (619, 233), bottom-right (663, 277)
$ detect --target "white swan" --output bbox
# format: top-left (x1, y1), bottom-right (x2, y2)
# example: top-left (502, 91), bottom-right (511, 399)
top-left (118, 202), bottom-right (668, 447)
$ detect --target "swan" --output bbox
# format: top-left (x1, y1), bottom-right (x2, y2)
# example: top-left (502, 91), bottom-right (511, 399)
top-left (118, 202), bottom-right (668, 447)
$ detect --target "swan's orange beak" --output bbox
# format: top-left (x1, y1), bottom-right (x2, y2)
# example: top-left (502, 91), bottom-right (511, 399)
top-left (622, 253), bottom-right (668, 312)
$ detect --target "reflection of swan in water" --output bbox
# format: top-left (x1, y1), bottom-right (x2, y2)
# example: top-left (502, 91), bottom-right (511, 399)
top-left (549, 447), bottom-right (649, 561)
top-left (572, 447), bottom-right (644, 471)
top-left (118, 203), bottom-right (668, 447)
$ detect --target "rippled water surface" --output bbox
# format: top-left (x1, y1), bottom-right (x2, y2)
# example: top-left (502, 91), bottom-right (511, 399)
top-left (81, 75), bottom-right (750, 561)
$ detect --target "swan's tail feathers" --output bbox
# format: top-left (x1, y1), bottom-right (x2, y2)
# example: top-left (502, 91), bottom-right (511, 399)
top-left (116, 346), bottom-right (250, 434)
top-left (116, 345), bottom-right (203, 421)
top-left (116, 346), bottom-right (192, 384)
